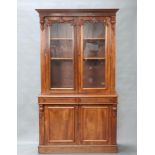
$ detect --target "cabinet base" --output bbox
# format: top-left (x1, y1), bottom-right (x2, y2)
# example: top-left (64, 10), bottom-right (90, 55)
top-left (38, 145), bottom-right (118, 153)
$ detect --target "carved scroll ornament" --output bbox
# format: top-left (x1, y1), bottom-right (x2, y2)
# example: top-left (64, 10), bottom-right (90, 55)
top-left (110, 16), bottom-right (116, 31)
top-left (40, 17), bottom-right (45, 31)
top-left (39, 16), bottom-right (115, 30)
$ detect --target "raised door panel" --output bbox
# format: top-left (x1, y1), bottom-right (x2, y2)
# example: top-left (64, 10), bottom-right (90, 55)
top-left (80, 105), bottom-right (110, 144)
top-left (45, 105), bottom-right (77, 144)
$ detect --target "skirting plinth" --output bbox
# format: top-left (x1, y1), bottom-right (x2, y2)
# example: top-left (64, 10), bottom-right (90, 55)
top-left (38, 144), bottom-right (118, 153)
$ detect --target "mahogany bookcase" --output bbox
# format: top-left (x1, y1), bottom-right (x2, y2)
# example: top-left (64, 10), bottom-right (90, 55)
top-left (36, 9), bottom-right (119, 153)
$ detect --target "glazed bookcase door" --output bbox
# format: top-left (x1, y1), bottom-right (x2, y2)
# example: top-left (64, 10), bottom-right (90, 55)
top-left (79, 18), bottom-right (110, 93)
top-left (49, 20), bottom-right (77, 93)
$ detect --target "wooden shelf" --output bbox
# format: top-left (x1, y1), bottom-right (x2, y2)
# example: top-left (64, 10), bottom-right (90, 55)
top-left (83, 57), bottom-right (105, 60)
top-left (51, 57), bottom-right (73, 60)
top-left (84, 38), bottom-right (105, 40)
top-left (50, 38), bottom-right (73, 40)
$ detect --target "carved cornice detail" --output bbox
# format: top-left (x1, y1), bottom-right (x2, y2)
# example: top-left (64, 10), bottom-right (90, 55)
top-left (45, 17), bottom-right (112, 27)
top-left (105, 17), bottom-right (111, 26)
top-left (40, 16), bottom-right (45, 31)
top-left (72, 18), bottom-right (83, 26)
top-left (110, 16), bottom-right (116, 31)
top-left (78, 17), bottom-right (111, 26)
top-left (47, 17), bottom-right (75, 26)
top-left (40, 16), bottom-right (116, 29)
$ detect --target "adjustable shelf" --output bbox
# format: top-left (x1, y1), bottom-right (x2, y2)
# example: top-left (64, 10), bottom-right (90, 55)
top-left (50, 38), bottom-right (73, 40)
top-left (51, 57), bottom-right (73, 60)
top-left (83, 57), bottom-right (105, 60)
top-left (84, 38), bottom-right (105, 40)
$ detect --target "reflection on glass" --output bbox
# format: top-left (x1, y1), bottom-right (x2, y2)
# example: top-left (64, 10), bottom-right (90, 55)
top-left (50, 23), bottom-right (74, 88)
top-left (51, 40), bottom-right (73, 58)
top-left (51, 61), bottom-right (73, 88)
top-left (83, 60), bottom-right (105, 88)
top-left (84, 40), bottom-right (105, 58)
top-left (50, 23), bottom-right (73, 38)
top-left (84, 22), bottom-right (105, 38)
top-left (83, 22), bottom-right (106, 88)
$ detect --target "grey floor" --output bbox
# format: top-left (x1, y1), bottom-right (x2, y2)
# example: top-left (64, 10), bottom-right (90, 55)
top-left (18, 143), bottom-right (137, 155)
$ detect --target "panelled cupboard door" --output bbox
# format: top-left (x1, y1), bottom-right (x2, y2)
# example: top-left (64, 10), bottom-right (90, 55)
top-left (44, 105), bottom-right (78, 144)
top-left (80, 105), bottom-right (110, 145)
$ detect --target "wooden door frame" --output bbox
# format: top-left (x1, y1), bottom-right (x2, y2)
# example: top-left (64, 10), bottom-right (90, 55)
top-left (43, 17), bottom-right (79, 94)
top-left (78, 17), bottom-right (112, 94)
top-left (79, 105), bottom-right (111, 145)
top-left (40, 16), bottom-right (116, 95)
top-left (44, 105), bottom-right (79, 145)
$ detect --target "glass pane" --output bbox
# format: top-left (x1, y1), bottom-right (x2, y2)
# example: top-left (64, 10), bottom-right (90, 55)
top-left (83, 22), bottom-right (106, 88)
top-left (50, 23), bottom-right (73, 38)
top-left (84, 22), bottom-right (105, 38)
top-left (84, 40), bottom-right (105, 58)
top-left (83, 60), bottom-right (105, 88)
top-left (51, 61), bottom-right (73, 88)
top-left (51, 40), bottom-right (73, 58)
top-left (50, 23), bottom-right (74, 88)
